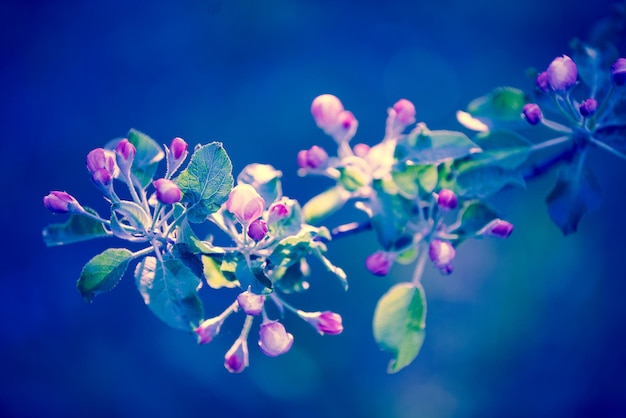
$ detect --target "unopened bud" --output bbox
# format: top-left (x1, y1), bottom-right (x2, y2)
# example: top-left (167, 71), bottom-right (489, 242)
top-left (311, 94), bottom-right (345, 134)
top-left (225, 184), bottom-right (265, 225)
top-left (258, 321), bottom-right (294, 357)
top-left (237, 290), bottom-right (265, 316)
top-left (437, 189), bottom-right (457, 211)
top-left (522, 103), bottom-right (543, 125)
top-left (365, 251), bottom-right (395, 276)
top-left (579, 98), bottom-right (598, 117)
top-left (247, 218), bottom-right (268, 241)
top-left (429, 239), bottom-right (455, 271)
top-left (298, 310), bottom-right (343, 335)
top-left (153, 178), bottom-right (182, 204)
top-left (546, 55), bottom-right (577, 92)
top-left (611, 57), bottom-right (626, 86)
top-left (43, 191), bottom-right (83, 214)
top-left (224, 338), bottom-right (249, 373)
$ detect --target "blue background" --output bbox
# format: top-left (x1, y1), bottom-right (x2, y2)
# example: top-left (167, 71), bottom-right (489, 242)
top-left (2, 1), bottom-right (626, 417)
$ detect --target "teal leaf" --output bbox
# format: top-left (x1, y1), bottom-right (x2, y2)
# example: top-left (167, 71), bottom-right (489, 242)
top-left (370, 180), bottom-right (414, 250)
top-left (236, 163), bottom-right (283, 206)
top-left (175, 142), bottom-right (234, 223)
top-left (235, 258), bottom-right (272, 294)
top-left (77, 248), bottom-right (133, 302)
top-left (42, 207), bottom-right (110, 247)
top-left (302, 186), bottom-right (349, 224)
top-left (373, 283), bottom-right (427, 374)
top-left (546, 160), bottom-right (602, 235)
top-left (135, 257), bottom-right (204, 331)
top-left (127, 129), bottom-right (165, 187)
top-left (451, 201), bottom-right (499, 237)
top-left (402, 128), bottom-right (480, 164)
top-left (466, 87), bottom-right (528, 129)
top-left (454, 163), bottom-right (525, 199)
top-left (469, 130), bottom-right (532, 170)
top-left (110, 200), bottom-right (151, 242)
top-left (392, 164), bottom-right (438, 199)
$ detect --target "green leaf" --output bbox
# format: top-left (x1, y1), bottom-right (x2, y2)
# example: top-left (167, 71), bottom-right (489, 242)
top-left (274, 259), bottom-right (310, 294)
top-left (302, 186), bottom-right (349, 224)
top-left (77, 248), bottom-right (133, 302)
top-left (202, 255), bottom-right (239, 289)
top-left (175, 142), bottom-right (234, 223)
top-left (109, 200), bottom-right (151, 242)
top-left (373, 283), bottom-right (427, 374)
top-left (466, 87), bottom-right (528, 129)
top-left (546, 160), bottom-right (602, 235)
top-left (452, 201), bottom-right (499, 237)
top-left (402, 127), bottom-right (480, 164)
top-left (236, 163), bottom-right (283, 206)
top-left (469, 130), bottom-right (532, 170)
top-left (392, 164), bottom-right (438, 199)
top-left (127, 129), bottom-right (165, 187)
top-left (454, 163), bottom-right (525, 199)
top-left (135, 257), bottom-right (204, 331)
top-left (370, 180), bottom-right (414, 250)
top-left (235, 258), bottom-right (272, 294)
top-left (42, 207), bottom-right (110, 247)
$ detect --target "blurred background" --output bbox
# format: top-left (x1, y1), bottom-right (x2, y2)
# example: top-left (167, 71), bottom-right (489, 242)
top-left (2, 0), bottom-right (626, 417)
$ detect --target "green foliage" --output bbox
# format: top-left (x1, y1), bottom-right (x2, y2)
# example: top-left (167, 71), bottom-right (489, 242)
top-left (77, 248), bottom-right (133, 302)
top-left (451, 201), bottom-right (499, 239)
top-left (135, 257), bottom-right (204, 331)
top-left (398, 127), bottom-right (480, 164)
top-left (546, 159), bottom-right (602, 235)
top-left (127, 129), bottom-right (165, 187)
top-left (466, 87), bottom-right (528, 128)
top-left (369, 179), bottom-right (415, 250)
top-left (373, 283), bottom-right (427, 374)
top-left (302, 186), bottom-right (348, 224)
top-left (110, 201), bottom-right (152, 242)
top-left (42, 208), bottom-right (109, 246)
top-left (176, 142), bottom-right (234, 223)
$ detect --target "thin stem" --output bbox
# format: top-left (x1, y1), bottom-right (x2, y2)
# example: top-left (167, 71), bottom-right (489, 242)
top-left (530, 135), bottom-right (571, 152)
top-left (238, 314), bottom-right (255, 340)
top-left (131, 246), bottom-right (155, 259)
top-left (590, 137), bottom-right (626, 160)
top-left (411, 242), bottom-right (429, 285)
top-left (78, 210), bottom-right (110, 225)
top-left (540, 118), bottom-right (573, 133)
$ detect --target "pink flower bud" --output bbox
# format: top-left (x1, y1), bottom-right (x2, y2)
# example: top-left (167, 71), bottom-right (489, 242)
top-left (267, 202), bottom-right (289, 224)
top-left (115, 138), bottom-right (136, 167)
top-left (546, 55), bottom-right (577, 92)
top-left (311, 94), bottom-right (344, 134)
top-left (483, 219), bottom-right (514, 238)
top-left (86, 148), bottom-right (118, 178)
top-left (297, 145), bottom-right (329, 170)
top-left (258, 321), bottom-right (294, 357)
top-left (331, 110), bottom-right (358, 143)
top-left (247, 218), bottom-right (268, 241)
top-left (43, 191), bottom-right (83, 214)
top-left (579, 98), bottom-right (598, 117)
top-left (393, 99), bottom-right (416, 126)
top-left (429, 240), bottom-right (455, 270)
top-left (522, 103), bottom-right (543, 125)
top-left (299, 310), bottom-right (343, 335)
top-left (153, 178), bottom-right (182, 204)
top-left (611, 58), bottom-right (626, 86)
top-left (224, 338), bottom-right (249, 373)
top-left (365, 251), bottom-right (395, 276)
top-left (91, 168), bottom-right (113, 195)
top-left (170, 137), bottom-right (188, 160)
top-left (225, 184), bottom-right (265, 225)
top-left (236, 290), bottom-right (266, 316)
top-left (536, 71), bottom-right (550, 92)
top-left (194, 316), bottom-right (224, 344)
top-left (437, 189), bottom-right (458, 210)
top-left (353, 143), bottom-right (370, 157)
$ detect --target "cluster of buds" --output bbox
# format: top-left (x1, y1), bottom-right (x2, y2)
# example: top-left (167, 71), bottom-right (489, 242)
top-left (194, 288), bottom-right (343, 373)
top-left (44, 136), bottom-right (189, 238)
top-left (522, 54), bottom-right (626, 127)
top-left (364, 188), bottom-right (514, 277)
top-left (298, 94), bottom-right (417, 195)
